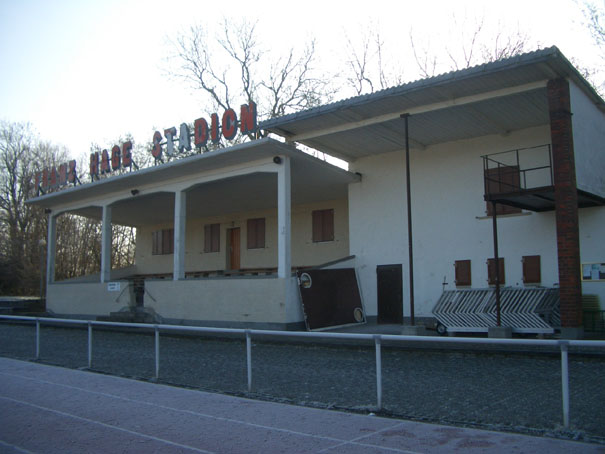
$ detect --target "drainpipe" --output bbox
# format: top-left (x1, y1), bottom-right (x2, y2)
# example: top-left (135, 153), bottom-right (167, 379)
top-left (401, 113), bottom-right (415, 326)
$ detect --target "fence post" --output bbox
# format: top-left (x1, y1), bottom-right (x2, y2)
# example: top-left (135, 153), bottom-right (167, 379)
top-left (87, 322), bottom-right (93, 369)
top-left (246, 330), bottom-right (252, 392)
top-left (560, 341), bottom-right (570, 429)
top-left (154, 325), bottom-right (160, 380)
top-left (35, 319), bottom-right (40, 360)
top-left (374, 335), bottom-right (382, 409)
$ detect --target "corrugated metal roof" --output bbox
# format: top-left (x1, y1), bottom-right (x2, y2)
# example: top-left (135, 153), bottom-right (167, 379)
top-left (261, 47), bottom-right (603, 161)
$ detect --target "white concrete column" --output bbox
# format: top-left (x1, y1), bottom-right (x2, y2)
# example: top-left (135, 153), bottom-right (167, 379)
top-left (46, 213), bottom-right (57, 285)
top-left (277, 155), bottom-right (291, 278)
top-left (101, 205), bottom-right (112, 283)
top-left (173, 190), bottom-right (187, 280)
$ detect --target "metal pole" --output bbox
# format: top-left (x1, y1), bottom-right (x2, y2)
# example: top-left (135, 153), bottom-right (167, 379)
top-left (374, 335), bottom-right (382, 409)
top-left (87, 322), bottom-right (93, 369)
top-left (35, 319), bottom-right (40, 360)
top-left (154, 325), bottom-right (160, 380)
top-left (560, 341), bottom-right (570, 428)
top-left (401, 113), bottom-right (415, 325)
top-left (491, 201), bottom-right (501, 326)
top-left (246, 330), bottom-right (252, 392)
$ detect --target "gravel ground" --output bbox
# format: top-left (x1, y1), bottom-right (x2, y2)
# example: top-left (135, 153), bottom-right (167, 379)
top-left (1, 322), bottom-right (604, 444)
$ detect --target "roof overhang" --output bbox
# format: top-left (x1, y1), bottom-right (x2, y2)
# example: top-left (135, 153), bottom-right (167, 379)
top-left (27, 138), bottom-right (360, 226)
top-left (261, 47), bottom-right (605, 162)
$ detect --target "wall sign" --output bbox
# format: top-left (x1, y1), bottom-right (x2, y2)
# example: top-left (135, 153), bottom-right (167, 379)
top-left (35, 160), bottom-right (79, 195)
top-left (150, 101), bottom-right (257, 162)
top-left (33, 100), bottom-right (258, 195)
top-left (582, 263), bottom-right (605, 282)
top-left (107, 282), bottom-right (121, 292)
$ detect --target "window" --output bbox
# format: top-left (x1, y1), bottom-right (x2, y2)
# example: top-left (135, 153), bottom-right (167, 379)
top-left (522, 255), bottom-right (541, 284)
top-left (204, 223), bottom-right (220, 253)
top-left (247, 218), bottom-right (265, 249)
top-left (487, 258), bottom-right (505, 285)
top-left (312, 209), bottom-right (334, 242)
top-left (484, 166), bottom-right (522, 216)
top-left (454, 260), bottom-right (471, 286)
top-left (152, 228), bottom-right (174, 255)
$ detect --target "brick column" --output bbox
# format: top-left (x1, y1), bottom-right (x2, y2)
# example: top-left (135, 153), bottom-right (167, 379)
top-left (547, 78), bottom-right (582, 337)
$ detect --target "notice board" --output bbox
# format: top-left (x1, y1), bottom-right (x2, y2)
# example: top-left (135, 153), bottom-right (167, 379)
top-left (582, 263), bottom-right (605, 282)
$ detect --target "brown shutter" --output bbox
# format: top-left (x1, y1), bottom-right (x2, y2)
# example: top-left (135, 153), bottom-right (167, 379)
top-left (312, 209), bottom-right (334, 242)
top-left (247, 219), bottom-right (256, 249)
top-left (152, 231), bottom-right (159, 255)
top-left (257, 218), bottom-right (265, 248)
top-left (454, 260), bottom-right (471, 286)
top-left (487, 258), bottom-right (505, 285)
top-left (204, 225), bottom-right (211, 253)
top-left (522, 255), bottom-right (541, 284)
top-left (211, 224), bottom-right (220, 252)
top-left (323, 209), bottom-right (334, 241)
top-left (312, 210), bottom-right (322, 242)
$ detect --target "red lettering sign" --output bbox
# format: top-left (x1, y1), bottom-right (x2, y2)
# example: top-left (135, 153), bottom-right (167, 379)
top-left (240, 101), bottom-right (257, 135)
top-left (90, 152), bottom-right (99, 178)
top-left (210, 113), bottom-right (220, 143)
top-left (101, 149), bottom-right (111, 174)
top-left (111, 145), bottom-right (121, 171)
top-left (58, 163), bottom-right (67, 185)
top-left (152, 131), bottom-right (163, 159)
top-left (68, 160), bottom-right (77, 183)
top-left (122, 141), bottom-right (133, 168)
top-left (222, 108), bottom-right (237, 140)
top-left (194, 117), bottom-right (208, 148)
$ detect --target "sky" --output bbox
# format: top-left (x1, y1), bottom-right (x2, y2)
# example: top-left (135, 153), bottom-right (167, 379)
top-left (0, 0), bottom-right (601, 162)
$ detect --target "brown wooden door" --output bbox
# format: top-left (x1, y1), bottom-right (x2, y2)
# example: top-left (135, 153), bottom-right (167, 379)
top-left (227, 228), bottom-right (240, 270)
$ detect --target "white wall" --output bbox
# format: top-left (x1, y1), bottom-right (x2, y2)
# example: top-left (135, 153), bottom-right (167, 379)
top-left (135, 199), bottom-right (349, 274)
top-left (348, 125), bottom-right (579, 319)
top-left (570, 81), bottom-right (605, 198)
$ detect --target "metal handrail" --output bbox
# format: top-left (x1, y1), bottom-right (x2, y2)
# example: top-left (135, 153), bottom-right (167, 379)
top-left (2, 314), bottom-right (605, 430)
top-left (482, 144), bottom-right (553, 195)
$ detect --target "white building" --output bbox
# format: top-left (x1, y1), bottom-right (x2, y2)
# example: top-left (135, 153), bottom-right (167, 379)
top-left (30, 47), bottom-right (605, 338)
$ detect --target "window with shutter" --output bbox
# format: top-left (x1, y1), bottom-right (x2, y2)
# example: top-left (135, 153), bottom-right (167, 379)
top-left (204, 223), bottom-right (220, 253)
top-left (152, 228), bottom-right (174, 255)
top-left (312, 209), bottom-right (334, 242)
top-left (247, 218), bottom-right (265, 249)
top-left (487, 257), bottom-right (505, 285)
top-left (522, 255), bottom-right (541, 284)
top-left (454, 260), bottom-right (471, 286)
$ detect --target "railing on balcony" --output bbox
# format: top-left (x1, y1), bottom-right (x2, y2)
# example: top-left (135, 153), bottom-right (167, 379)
top-left (482, 144), bottom-right (553, 195)
top-left (482, 145), bottom-right (557, 212)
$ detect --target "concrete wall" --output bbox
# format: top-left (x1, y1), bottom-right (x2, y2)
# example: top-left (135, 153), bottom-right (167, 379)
top-left (47, 281), bottom-right (132, 317)
top-left (145, 276), bottom-right (301, 326)
top-left (135, 199), bottom-right (349, 274)
top-left (348, 125), bottom-right (605, 319)
top-left (46, 276), bottom-right (304, 327)
top-left (570, 81), bottom-right (605, 198)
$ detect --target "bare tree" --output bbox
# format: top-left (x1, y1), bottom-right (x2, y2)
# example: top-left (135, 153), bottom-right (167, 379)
top-left (166, 19), bottom-right (335, 131)
top-left (409, 15), bottom-right (532, 79)
top-left (344, 27), bottom-right (404, 96)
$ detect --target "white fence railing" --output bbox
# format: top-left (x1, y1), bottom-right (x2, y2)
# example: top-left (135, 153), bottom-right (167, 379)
top-left (1, 314), bottom-right (605, 429)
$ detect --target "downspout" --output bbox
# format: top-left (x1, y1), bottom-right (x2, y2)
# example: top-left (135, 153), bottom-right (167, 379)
top-left (401, 113), bottom-right (415, 326)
